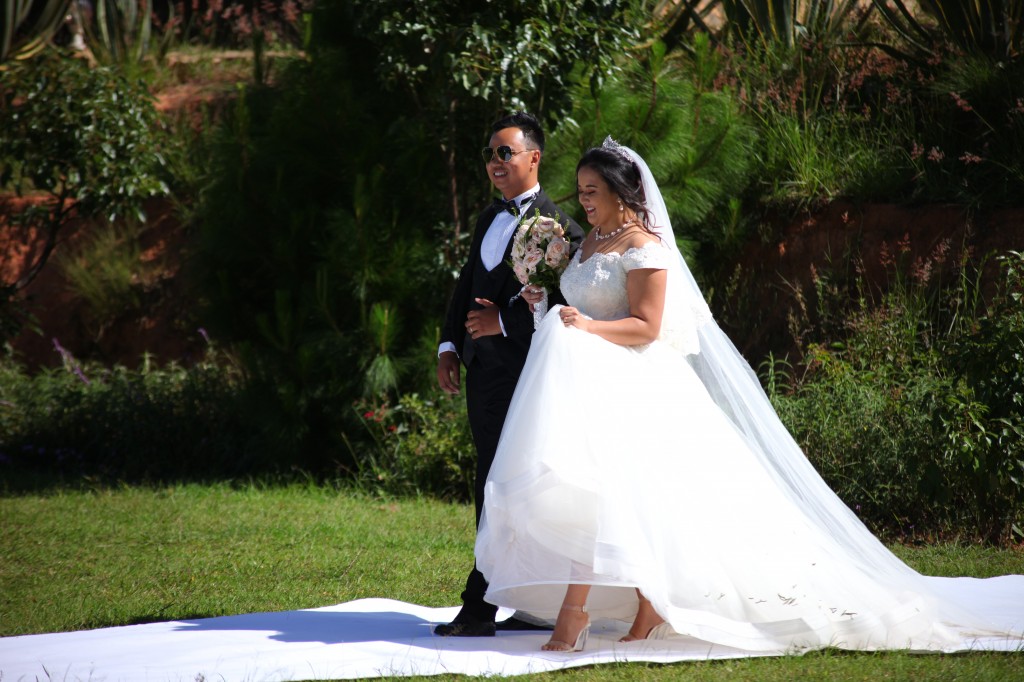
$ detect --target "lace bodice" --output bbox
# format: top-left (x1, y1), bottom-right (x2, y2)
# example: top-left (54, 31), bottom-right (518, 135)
top-left (560, 241), bottom-right (672, 321)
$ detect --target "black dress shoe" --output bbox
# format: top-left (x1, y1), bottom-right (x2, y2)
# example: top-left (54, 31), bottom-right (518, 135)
top-left (495, 615), bottom-right (553, 631)
top-left (433, 617), bottom-right (496, 637)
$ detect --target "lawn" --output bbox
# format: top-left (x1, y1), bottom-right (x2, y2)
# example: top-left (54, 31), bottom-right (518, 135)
top-left (1, 483), bottom-right (1022, 680)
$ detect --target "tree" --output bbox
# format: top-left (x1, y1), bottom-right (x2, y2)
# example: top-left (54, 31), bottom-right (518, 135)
top-left (346, 0), bottom-right (639, 267)
top-left (0, 54), bottom-right (168, 339)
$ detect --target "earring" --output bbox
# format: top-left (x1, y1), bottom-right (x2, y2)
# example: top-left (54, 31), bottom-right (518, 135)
top-left (618, 201), bottom-right (624, 211)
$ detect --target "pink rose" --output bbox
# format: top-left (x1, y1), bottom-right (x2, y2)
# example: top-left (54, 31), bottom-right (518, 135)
top-left (513, 262), bottom-right (529, 284)
top-left (545, 237), bottom-right (568, 267)
top-left (532, 216), bottom-right (557, 239)
top-left (524, 247), bottom-right (544, 271)
top-left (511, 235), bottom-right (526, 260)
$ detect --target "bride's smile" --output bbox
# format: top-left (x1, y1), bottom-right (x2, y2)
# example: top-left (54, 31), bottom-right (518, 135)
top-left (577, 166), bottom-right (626, 236)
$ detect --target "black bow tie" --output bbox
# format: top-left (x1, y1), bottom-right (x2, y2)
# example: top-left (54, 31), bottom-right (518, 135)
top-left (493, 194), bottom-right (536, 217)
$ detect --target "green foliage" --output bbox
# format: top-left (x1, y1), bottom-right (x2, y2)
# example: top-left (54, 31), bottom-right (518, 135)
top-left (751, 104), bottom-right (906, 205)
top-left (766, 251), bottom-right (1024, 543)
top-left (646, 0), bottom-right (723, 54)
top-left (0, 54), bottom-right (168, 216)
top-left (192, 34), bottom-right (444, 471)
top-left (359, 0), bottom-right (637, 123)
top-left (873, 0), bottom-right (1024, 61)
top-left (724, 38), bottom-right (903, 203)
top-left (349, 393), bottom-right (475, 501)
top-left (166, 1), bottom-right (312, 50)
top-left (0, 0), bottom-right (71, 62)
top-left (723, 0), bottom-right (870, 48)
top-left (545, 37), bottom-right (758, 253)
top-left (905, 54), bottom-right (1024, 206)
top-left (0, 347), bottom-right (257, 483)
top-left (79, 0), bottom-right (162, 67)
top-left (0, 51), bottom-right (170, 345)
top-left (343, 0), bottom-right (639, 269)
top-left (767, 344), bottom-right (955, 536)
top-left (931, 251), bottom-right (1024, 543)
top-left (710, 15), bottom-right (1024, 208)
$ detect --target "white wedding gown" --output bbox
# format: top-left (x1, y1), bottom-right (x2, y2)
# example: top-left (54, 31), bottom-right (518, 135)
top-left (476, 241), bottom-right (1024, 654)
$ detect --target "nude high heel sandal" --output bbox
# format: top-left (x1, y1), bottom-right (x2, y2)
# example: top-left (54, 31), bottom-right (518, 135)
top-left (541, 605), bottom-right (590, 652)
top-left (619, 595), bottom-right (666, 642)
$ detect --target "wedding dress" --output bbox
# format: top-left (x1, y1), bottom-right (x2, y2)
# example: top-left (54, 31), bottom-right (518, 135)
top-left (474, 142), bottom-right (1024, 654)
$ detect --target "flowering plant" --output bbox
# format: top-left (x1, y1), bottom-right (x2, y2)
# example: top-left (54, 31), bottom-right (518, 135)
top-left (508, 211), bottom-right (571, 292)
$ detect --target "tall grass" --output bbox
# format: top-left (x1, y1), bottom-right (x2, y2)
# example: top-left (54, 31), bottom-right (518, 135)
top-left (56, 219), bottom-right (146, 335)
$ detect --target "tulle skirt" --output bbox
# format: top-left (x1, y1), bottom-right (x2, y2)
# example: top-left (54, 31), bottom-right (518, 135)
top-left (475, 308), bottom-right (1024, 653)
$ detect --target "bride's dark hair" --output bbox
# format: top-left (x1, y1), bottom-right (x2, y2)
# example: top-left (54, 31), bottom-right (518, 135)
top-left (576, 147), bottom-right (656, 233)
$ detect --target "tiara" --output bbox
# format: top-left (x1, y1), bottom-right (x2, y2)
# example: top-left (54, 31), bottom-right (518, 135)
top-left (601, 136), bottom-right (634, 164)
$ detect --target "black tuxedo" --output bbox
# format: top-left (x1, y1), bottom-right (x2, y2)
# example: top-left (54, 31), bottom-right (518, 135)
top-left (441, 189), bottom-right (584, 620)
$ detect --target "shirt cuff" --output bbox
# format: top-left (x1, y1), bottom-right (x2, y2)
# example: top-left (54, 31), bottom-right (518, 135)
top-left (498, 311), bottom-right (508, 337)
top-left (438, 341), bottom-right (458, 358)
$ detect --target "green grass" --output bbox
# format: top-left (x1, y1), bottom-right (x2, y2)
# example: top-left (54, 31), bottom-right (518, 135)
top-left (1, 483), bottom-right (1022, 680)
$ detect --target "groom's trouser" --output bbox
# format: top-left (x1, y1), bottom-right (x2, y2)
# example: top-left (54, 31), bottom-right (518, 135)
top-left (460, 358), bottom-right (520, 622)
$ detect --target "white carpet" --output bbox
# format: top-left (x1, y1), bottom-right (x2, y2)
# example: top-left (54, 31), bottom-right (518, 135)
top-left (0, 598), bottom-right (782, 681)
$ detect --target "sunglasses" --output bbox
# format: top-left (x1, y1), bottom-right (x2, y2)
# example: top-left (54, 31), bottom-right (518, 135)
top-left (481, 145), bottom-right (534, 163)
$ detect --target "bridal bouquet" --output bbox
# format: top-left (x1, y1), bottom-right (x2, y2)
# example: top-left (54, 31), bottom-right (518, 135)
top-left (509, 211), bottom-right (571, 292)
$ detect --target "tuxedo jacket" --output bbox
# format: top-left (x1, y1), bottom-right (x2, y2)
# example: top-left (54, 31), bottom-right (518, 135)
top-left (441, 190), bottom-right (584, 373)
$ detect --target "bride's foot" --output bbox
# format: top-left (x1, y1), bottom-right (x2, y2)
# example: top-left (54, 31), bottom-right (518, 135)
top-left (541, 605), bottom-right (590, 652)
top-left (619, 597), bottom-right (666, 642)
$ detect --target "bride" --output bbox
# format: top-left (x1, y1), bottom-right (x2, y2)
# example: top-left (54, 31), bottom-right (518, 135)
top-left (473, 138), bottom-right (1024, 654)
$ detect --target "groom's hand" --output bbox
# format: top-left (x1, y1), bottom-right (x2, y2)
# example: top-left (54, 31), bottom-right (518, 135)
top-left (467, 298), bottom-right (500, 338)
top-left (437, 351), bottom-right (460, 394)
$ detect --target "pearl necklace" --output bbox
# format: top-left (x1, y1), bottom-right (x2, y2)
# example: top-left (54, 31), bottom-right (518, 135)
top-left (593, 219), bottom-right (636, 241)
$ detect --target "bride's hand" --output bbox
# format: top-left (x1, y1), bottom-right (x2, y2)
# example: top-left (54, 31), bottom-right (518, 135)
top-left (559, 306), bottom-right (590, 332)
top-left (522, 286), bottom-right (545, 310)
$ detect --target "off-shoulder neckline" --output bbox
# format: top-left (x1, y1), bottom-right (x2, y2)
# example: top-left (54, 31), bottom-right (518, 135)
top-left (577, 240), bottom-right (664, 265)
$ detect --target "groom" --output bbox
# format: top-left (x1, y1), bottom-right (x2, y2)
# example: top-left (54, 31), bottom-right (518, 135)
top-left (435, 112), bottom-right (584, 636)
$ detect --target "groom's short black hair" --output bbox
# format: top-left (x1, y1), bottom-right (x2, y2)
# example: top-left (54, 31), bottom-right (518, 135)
top-left (492, 111), bottom-right (545, 153)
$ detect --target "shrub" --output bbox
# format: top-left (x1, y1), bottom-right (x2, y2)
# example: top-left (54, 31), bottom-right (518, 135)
top-left (348, 392), bottom-right (475, 501)
top-left (931, 251), bottom-right (1024, 543)
top-left (766, 251), bottom-right (1024, 543)
top-left (766, 323), bottom-right (956, 538)
top-left (0, 52), bottom-right (169, 236)
top-left (0, 344), bottom-right (258, 485)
